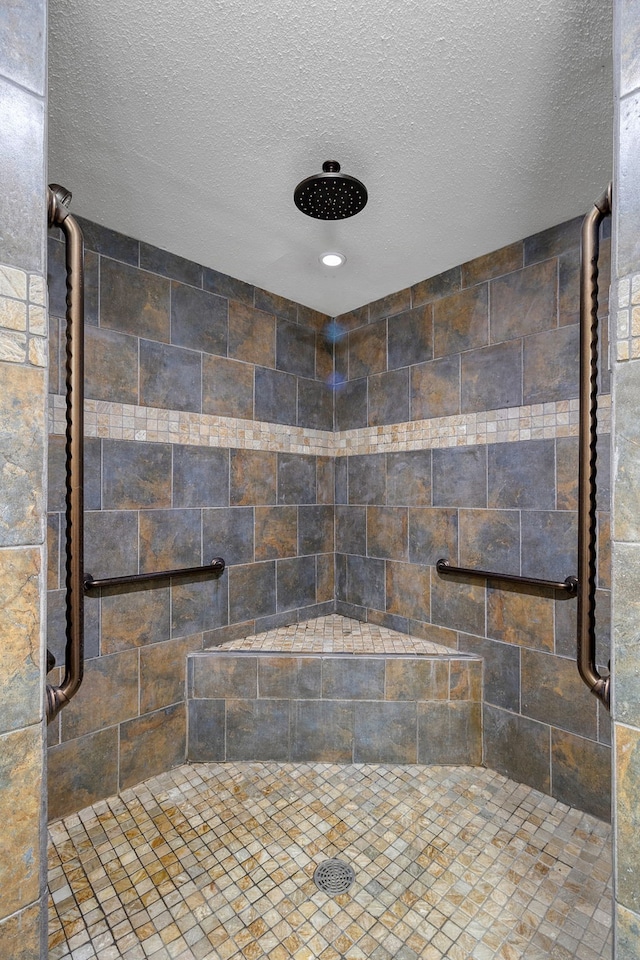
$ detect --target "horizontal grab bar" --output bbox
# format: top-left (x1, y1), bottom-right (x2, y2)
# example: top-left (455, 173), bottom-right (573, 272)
top-left (436, 559), bottom-right (578, 596)
top-left (84, 558), bottom-right (226, 591)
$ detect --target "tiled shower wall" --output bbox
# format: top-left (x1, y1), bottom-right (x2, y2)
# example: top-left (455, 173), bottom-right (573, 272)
top-left (46, 212), bottom-right (613, 824)
top-left (46, 219), bottom-right (335, 820)
top-left (333, 218), bottom-right (612, 821)
top-left (0, 3), bottom-right (49, 956)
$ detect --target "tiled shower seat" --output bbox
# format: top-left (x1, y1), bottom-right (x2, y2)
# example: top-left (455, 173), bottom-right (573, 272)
top-left (187, 615), bottom-right (483, 765)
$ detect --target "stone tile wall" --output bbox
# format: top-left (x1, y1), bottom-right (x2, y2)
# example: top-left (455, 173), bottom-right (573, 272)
top-left (46, 221), bottom-right (335, 820)
top-left (0, 1), bottom-right (48, 955)
top-left (333, 218), bottom-right (612, 822)
top-left (612, 0), bottom-right (640, 953)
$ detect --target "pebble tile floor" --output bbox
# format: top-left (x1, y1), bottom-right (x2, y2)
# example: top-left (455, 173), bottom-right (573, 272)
top-left (48, 761), bottom-right (612, 960)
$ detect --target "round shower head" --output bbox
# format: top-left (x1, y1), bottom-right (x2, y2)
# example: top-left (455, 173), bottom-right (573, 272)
top-left (294, 161), bottom-right (368, 220)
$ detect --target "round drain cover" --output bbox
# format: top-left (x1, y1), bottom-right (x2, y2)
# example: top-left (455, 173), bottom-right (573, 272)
top-left (313, 859), bottom-right (355, 895)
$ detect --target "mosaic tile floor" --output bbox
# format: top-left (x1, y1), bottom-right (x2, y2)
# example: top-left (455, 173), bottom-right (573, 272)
top-left (214, 615), bottom-right (456, 656)
top-left (48, 762), bottom-right (612, 960)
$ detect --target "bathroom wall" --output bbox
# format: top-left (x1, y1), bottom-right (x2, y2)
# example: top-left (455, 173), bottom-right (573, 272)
top-left (0, 2), bottom-right (49, 956)
top-left (612, 0), bottom-right (640, 952)
top-left (46, 220), bottom-right (334, 819)
top-left (333, 218), bottom-right (612, 821)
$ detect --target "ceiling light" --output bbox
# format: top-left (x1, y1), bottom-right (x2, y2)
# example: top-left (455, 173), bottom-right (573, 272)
top-left (320, 252), bottom-right (346, 267)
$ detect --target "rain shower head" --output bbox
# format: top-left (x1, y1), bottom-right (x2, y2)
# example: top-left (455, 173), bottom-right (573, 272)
top-left (294, 161), bottom-right (368, 220)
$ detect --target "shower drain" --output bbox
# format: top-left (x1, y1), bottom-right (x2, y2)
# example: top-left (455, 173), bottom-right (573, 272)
top-left (313, 859), bottom-right (356, 895)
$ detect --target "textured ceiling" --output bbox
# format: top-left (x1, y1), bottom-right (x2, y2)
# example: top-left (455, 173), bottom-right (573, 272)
top-left (48, 0), bottom-right (612, 316)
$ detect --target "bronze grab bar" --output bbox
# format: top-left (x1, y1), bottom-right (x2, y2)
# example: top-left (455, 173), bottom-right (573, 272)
top-left (46, 185), bottom-right (85, 724)
top-left (436, 559), bottom-right (577, 595)
top-left (84, 558), bottom-right (226, 591)
top-left (577, 185), bottom-right (612, 710)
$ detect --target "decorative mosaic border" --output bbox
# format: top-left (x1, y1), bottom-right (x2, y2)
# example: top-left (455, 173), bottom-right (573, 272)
top-left (0, 264), bottom-right (47, 367)
top-left (49, 394), bottom-right (611, 454)
top-left (615, 274), bottom-right (640, 361)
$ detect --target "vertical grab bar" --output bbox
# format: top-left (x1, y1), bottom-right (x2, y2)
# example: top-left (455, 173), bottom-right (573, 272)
top-left (577, 184), bottom-right (612, 711)
top-left (46, 185), bottom-right (85, 723)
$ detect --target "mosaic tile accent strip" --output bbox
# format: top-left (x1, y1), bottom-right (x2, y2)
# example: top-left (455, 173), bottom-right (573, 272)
top-left (48, 760), bottom-right (613, 960)
top-left (214, 614), bottom-right (455, 655)
top-left (49, 394), bottom-right (612, 455)
top-left (0, 264), bottom-right (46, 366)
top-left (615, 274), bottom-right (640, 361)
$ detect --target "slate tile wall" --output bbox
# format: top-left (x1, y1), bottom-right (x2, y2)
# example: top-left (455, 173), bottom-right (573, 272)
top-left (333, 217), bottom-right (612, 822)
top-left (46, 220), bottom-right (334, 820)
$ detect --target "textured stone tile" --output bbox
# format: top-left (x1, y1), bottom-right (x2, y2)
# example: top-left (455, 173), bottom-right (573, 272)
top-left (348, 319), bottom-right (387, 379)
top-left (228, 301), bottom-right (275, 366)
top-left (84, 326), bottom-right (139, 404)
top-left (462, 241), bottom-right (523, 288)
top-left (523, 324), bottom-right (579, 404)
top-left (47, 586), bottom-right (99, 666)
top-left (119, 702), bottom-right (186, 789)
top-left (418, 701), bottom-right (482, 764)
top-left (523, 216), bottom-right (581, 265)
top-left (410, 354), bottom-right (461, 421)
top-left (335, 377), bottom-right (368, 431)
top-left (618, 92), bottom-right (640, 276)
top-left (598, 512), bottom-right (611, 590)
top-left (101, 585), bottom-right (171, 653)
top-left (521, 648), bottom-right (598, 739)
top-left (277, 555), bottom-right (316, 611)
top-left (47, 513), bottom-right (59, 590)
top-left (276, 319), bottom-right (316, 378)
top-left (335, 455), bottom-right (348, 504)
top-left (75, 215), bottom-right (139, 264)
top-left (60, 649), bottom-right (138, 741)
top-left (316, 457), bottom-right (334, 505)
top-left (258, 657), bottom-right (322, 699)
top-left (369, 287), bottom-right (411, 322)
top-left (616, 723), bottom-right (640, 910)
top-left (231, 448), bottom-right (277, 505)
top-left (187, 698), bottom-right (225, 761)
top-left (387, 304), bottom-right (433, 369)
top-left (490, 258), bottom-right (557, 342)
top-left (0, 363), bottom-right (45, 546)
top-left (615, 903), bottom-right (640, 960)
top-left (48, 239), bottom-right (98, 325)
top-left (487, 583), bottom-right (555, 651)
top-left (450, 658), bottom-right (482, 700)
top-left (226, 699), bottom-right (290, 760)
top-left (558, 244), bottom-right (580, 327)
top-left (431, 572), bottom-right (485, 635)
top-left (433, 284), bottom-right (488, 358)
top-left (0, 80), bottom-right (44, 272)
top-left (367, 506), bottom-right (408, 561)
top-left (461, 340), bottom-right (523, 413)
top-left (345, 554), bottom-right (385, 611)
top-left (483, 705), bottom-right (551, 794)
top-left (190, 654), bottom-right (257, 699)
top-left (460, 633), bottom-right (520, 711)
top-left (140, 634), bottom-right (202, 713)
top-left (551, 729), bottom-right (611, 822)
top-left (291, 701), bottom-right (353, 761)
top-left (102, 439), bottom-right (172, 509)
top-left (316, 555), bottom-right (334, 603)
top-left (203, 506), bottom-right (254, 566)
top-left (409, 507), bottom-right (458, 566)
top-left (254, 288), bottom-right (298, 322)
top-left (277, 452), bottom-right (316, 505)
top-left (298, 377), bottom-right (333, 431)
top-left (433, 446), bottom-right (487, 508)
top-left (202, 353), bottom-right (254, 418)
top-left (488, 439), bottom-right (555, 509)
top-left (385, 658), bottom-right (447, 701)
top-left (48, 727), bottom-right (118, 821)
top-left (0, 902), bottom-right (42, 960)
top-left (171, 281), bottom-right (227, 355)
top-left (299, 504), bottom-right (334, 555)
top-left (348, 453), bottom-right (385, 505)
top-left (228, 562), bottom-right (276, 622)
top-left (171, 574), bottom-right (228, 636)
top-left (139, 242), bottom-right (201, 286)
top-left (255, 366), bottom-right (297, 425)
top-left (0, 546), bottom-right (41, 732)
top-left (173, 444), bottom-right (229, 508)
top-left (386, 450), bottom-right (431, 506)
top-left (100, 258), bottom-right (170, 341)
top-left (139, 339), bottom-right (202, 412)
top-left (412, 265), bottom-right (461, 306)
top-left (335, 504), bottom-right (366, 556)
top-left (322, 657), bottom-right (385, 700)
top-left (255, 505), bottom-right (298, 560)
top-left (139, 508), bottom-right (201, 573)
top-left (386, 560), bottom-right (430, 622)
top-left (354, 701), bottom-right (417, 762)
top-left (368, 367), bottom-right (410, 426)
top-left (84, 510), bottom-right (138, 581)
top-left (0, 726), bottom-right (41, 914)
top-left (613, 361), bottom-right (640, 542)
top-left (203, 266), bottom-right (254, 305)
top-left (612, 542), bottom-right (640, 726)
top-left (459, 508), bottom-right (520, 576)
top-left (555, 436), bottom-right (579, 510)
top-left (521, 510), bottom-right (577, 583)
top-left (0, 0), bottom-right (45, 92)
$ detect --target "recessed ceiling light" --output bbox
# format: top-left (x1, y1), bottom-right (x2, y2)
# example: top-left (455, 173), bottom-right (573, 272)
top-left (320, 252), bottom-right (346, 267)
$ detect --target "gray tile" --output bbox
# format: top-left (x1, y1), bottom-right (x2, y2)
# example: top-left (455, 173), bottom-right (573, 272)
top-left (188, 699), bottom-right (225, 762)
top-left (410, 354), bottom-right (460, 421)
top-left (354, 702), bottom-right (417, 763)
top-left (228, 562), bottom-right (276, 622)
top-left (459, 508), bottom-right (520, 576)
top-left (191, 654), bottom-right (257, 699)
top-left (75, 216), bottom-right (139, 264)
top-left (387, 304), bottom-right (433, 369)
top-left (226, 700), bottom-right (290, 760)
top-left (173, 445), bottom-right (229, 508)
top-left (386, 450), bottom-right (431, 506)
top-left (140, 340), bottom-right (202, 412)
top-left (613, 361), bottom-right (640, 541)
top-left (298, 378), bottom-right (333, 431)
top-left (100, 258), bottom-right (170, 341)
top-left (102, 439), bottom-right (172, 510)
top-left (431, 572), bottom-right (486, 635)
top-left (385, 658), bottom-right (448, 701)
top-left (461, 340), bottom-right (522, 413)
top-left (523, 324), bottom-right (579, 404)
top-left (0, 80), bottom-right (44, 272)
top-left (488, 440), bottom-right (555, 509)
top-left (291, 701), bottom-right (353, 762)
top-left (298, 504), bottom-right (334, 555)
top-left (459, 633), bottom-right (520, 711)
top-left (521, 648), bottom-right (598, 739)
top-left (521, 510), bottom-right (577, 583)
top-left (369, 288), bottom-right (411, 322)
top-left (255, 366), bottom-right (297, 425)
top-left (322, 657), bottom-right (385, 700)
top-left (254, 288), bottom-right (298, 322)
top-left (258, 657), bottom-right (322, 699)
top-left (335, 457), bottom-right (348, 505)
top-left (433, 284), bottom-right (488, 358)
top-left (411, 266), bottom-right (461, 306)
top-left (368, 368), bottom-right (410, 426)
top-left (433, 446), bottom-right (487, 508)
top-left (276, 319), bottom-right (316, 378)
top-left (202, 354), bottom-right (254, 419)
top-left (483, 705), bottom-right (551, 795)
top-left (85, 326), bottom-right (139, 404)
top-left (620, 0), bottom-right (640, 97)
top-left (203, 506), bottom-right (254, 566)
top-left (335, 378), bottom-right (368, 431)
top-left (335, 505), bottom-right (366, 556)
top-left (348, 453), bottom-right (385, 505)
top-left (489, 259), bottom-right (557, 342)
top-left (417, 702), bottom-right (482, 764)
top-left (119, 704), bottom-right (186, 790)
top-left (203, 267), bottom-right (254, 305)
top-left (551, 729), bottom-right (611, 821)
top-left (84, 510), bottom-right (138, 582)
top-left (611, 542), bottom-right (640, 726)
top-left (276, 556), bottom-right (316, 612)
top-left (139, 508), bottom-right (202, 573)
top-left (171, 281), bottom-right (227, 355)
top-left (277, 453), bottom-right (316, 505)
top-left (172, 575), bottom-right (228, 637)
top-left (345, 555), bottom-right (385, 610)
top-left (523, 216), bottom-right (581, 265)
top-left (409, 507), bottom-right (458, 566)
top-left (348, 319), bottom-right (387, 379)
top-left (0, 0), bottom-right (45, 93)
top-left (140, 242), bottom-right (202, 286)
